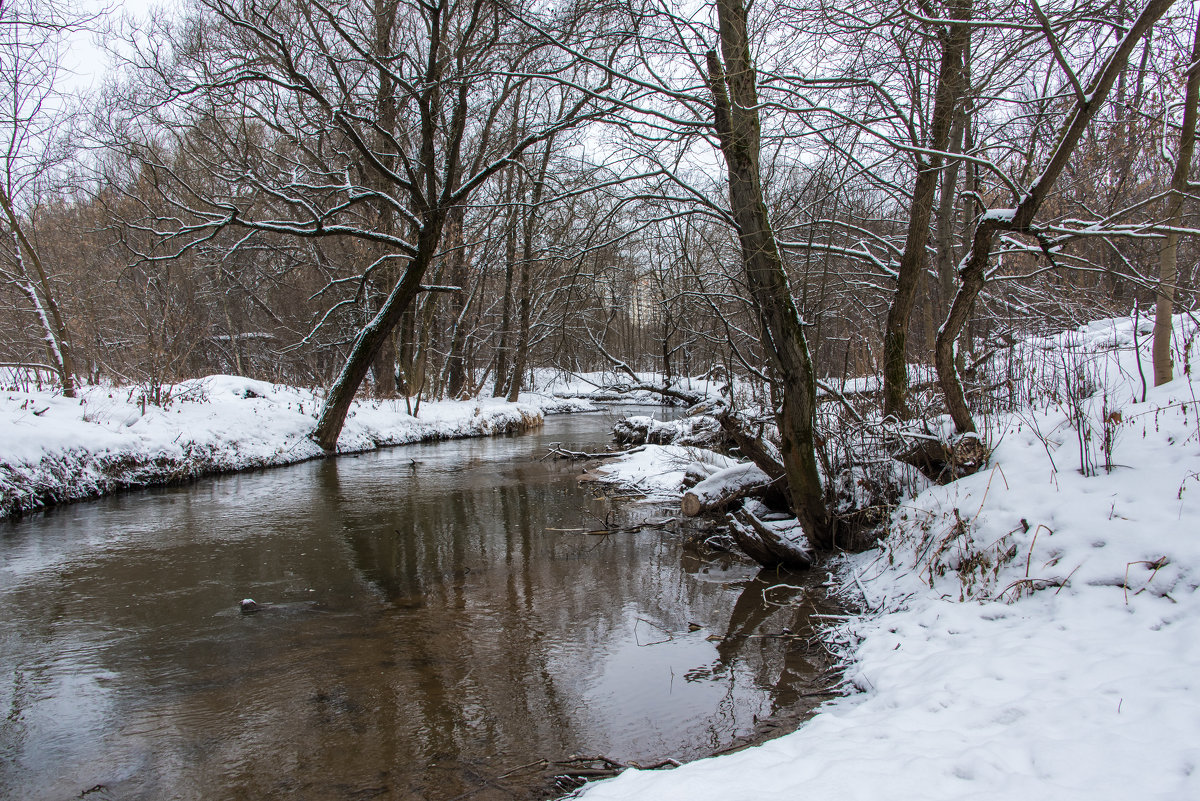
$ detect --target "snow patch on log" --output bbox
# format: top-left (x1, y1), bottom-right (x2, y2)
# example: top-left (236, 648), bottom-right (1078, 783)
top-left (681, 461), bottom-right (773, 517)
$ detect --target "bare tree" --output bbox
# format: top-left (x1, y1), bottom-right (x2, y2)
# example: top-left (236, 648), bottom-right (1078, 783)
top-left (0, 0), bottom-right (92, 397)
top-left (706, 0), bottom-right (831, 547)
top-left (936, 0), bottom-right (1176, 435)
top-left (881, 0), bottom-right (971, 420)
top-left (109, 0), bottom-right (623, 448)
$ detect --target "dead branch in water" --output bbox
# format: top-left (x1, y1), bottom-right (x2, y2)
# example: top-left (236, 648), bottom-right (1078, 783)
top-left (543, 445), bottom-right (643, 460)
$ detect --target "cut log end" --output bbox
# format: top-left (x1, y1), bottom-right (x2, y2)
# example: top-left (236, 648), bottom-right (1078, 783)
top-left (680, 461), bottom-right (779, 517)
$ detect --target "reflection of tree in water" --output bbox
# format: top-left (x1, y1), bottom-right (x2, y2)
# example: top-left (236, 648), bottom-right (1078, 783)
top-left (325, 461), bottom-right (584, 795)
top-left (688, 567), bottom-right (838, 717)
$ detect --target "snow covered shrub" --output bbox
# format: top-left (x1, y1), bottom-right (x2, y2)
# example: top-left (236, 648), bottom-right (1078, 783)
top-left (886, 497), bottom-right (1019, 602)
top-left (172, 379), bottom-right (211, 405)
top-left (816, 396), bottom-right (934, 550)
top-left (0, 364), bottom-right (57, 393)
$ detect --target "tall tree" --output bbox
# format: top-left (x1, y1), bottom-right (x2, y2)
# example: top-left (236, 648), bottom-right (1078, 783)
top-left (0, 0), bottom-right (89, 397)
top-left (936, 0), bottom-right (1176, 434)
top-left (1153, 10), bottom-right (1200, 386)
top-left (881, 0), bottom-right (971, 420)
top-left (707, 0), bottom-right (831, 548)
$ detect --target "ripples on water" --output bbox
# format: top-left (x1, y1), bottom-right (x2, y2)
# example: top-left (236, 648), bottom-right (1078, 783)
top-left (0, 409), bottom-right (835, 800)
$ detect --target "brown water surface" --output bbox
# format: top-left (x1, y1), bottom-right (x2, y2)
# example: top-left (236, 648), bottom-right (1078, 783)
top-left (0, 409), bottom-right (834, 801)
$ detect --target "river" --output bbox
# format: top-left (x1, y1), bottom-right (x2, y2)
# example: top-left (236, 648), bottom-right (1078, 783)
top-left (0, 408), bottom-right (834, 800)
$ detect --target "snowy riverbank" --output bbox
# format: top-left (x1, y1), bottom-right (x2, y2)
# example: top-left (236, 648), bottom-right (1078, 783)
top-left (0, 375), bottom-right (595, 518)
top-left (531, 369), bottom-right (723, 404)
top-left (578, 314), bottom-right (1200, 800)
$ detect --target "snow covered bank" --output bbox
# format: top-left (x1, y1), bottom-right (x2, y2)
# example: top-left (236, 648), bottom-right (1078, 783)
top-left (0, 375), bottom-right (594, 518)
top-left (531, 369), bottom-right (724, 404)
top-left (577, 314), bottom-right (1200, 801)
top-left (585, 443), bottom-right (739, 500)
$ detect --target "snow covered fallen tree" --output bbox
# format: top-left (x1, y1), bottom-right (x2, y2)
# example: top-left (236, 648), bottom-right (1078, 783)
top-left (680, 461), bottom-right (777, 517)
top-left (611, 413), bottom-right (730, 449)
top-left (531, 369), bottom-right (724, 405)
top-left (573, 314), bottom-right (1200, 801)
top-left (0, 374), bottom-right (593, 518)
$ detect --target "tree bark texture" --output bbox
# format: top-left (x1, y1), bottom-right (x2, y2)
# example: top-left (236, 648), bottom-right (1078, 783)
top-left (707, 0), bottom-right (832, 549)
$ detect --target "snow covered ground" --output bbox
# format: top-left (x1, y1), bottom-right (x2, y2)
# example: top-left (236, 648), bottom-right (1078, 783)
top-left (0, 374), bottom-right (594, 518)
top-left (578, 314), bottom-right (1200, 801)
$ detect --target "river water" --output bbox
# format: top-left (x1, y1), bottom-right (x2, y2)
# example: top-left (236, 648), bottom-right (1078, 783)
top-left (1, 409), bottom-right (834, 801)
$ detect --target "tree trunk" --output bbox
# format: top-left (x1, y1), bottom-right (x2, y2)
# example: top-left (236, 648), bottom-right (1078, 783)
top-left (726, 509), bottom-right (813, 570)
top-left (369, 0), bottom-right (399, 398)
top-left (882, 0), bottom-right (970, 420)
top-left (411, 265), bottom-right (444, 406)
top-left (682, 462), bottom-right (780, 517)
top-left (372, 329), bottom-right (398, 396)
top-left (936, 99), bottom-right (967, 317)
top-left (507, 138), bottom-right (554, 403)
top-left (1153, 12), bottom-right (1200, 386)
top-left (313, 223), bottom-right (443, 450)
top-left (396, 304), bottom-right (418, 402)
top-left (444, 204), bottom-right (470, 398)
top-left (506, 261), bottom-right (532, 402)
top-left (493, 174), bottom-right (519, 397)
top-left (707, 0), bottom-right (832, 549)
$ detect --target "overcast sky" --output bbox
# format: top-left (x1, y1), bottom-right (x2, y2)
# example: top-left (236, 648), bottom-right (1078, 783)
top-left (65, 0), bottom-right (168, 92)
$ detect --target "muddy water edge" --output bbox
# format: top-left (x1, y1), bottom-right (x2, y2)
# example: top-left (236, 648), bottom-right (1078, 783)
top-left (0, 408), bottom-right (842, 801)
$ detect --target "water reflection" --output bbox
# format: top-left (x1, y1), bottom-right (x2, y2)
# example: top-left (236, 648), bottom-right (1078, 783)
top-left (0, 410), bottom-right (833, 800)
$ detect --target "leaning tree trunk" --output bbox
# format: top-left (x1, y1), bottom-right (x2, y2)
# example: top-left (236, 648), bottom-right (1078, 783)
top-left (1153, 11), bottom-right (1200, 386)
top-left (936, 0), bottom-right (1174, 434)
top-left (368, 0), bottom-right (399, 398)
top-left (707, 0), bottom-right (832, 549)
top-left (313, 222), bottom-right (443, 450)
top-left (882, 0), bottom-right (970, 420)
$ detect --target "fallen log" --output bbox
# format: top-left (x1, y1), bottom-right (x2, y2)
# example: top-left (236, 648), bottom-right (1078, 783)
top-left (893, 432), bottom-right (987, 482)
top-left (726, 509), bottom-right (813, 569)
top-left (715, 413), bottom-right (786, 482)
top-left (681, 462), bottom-right (781, 517)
